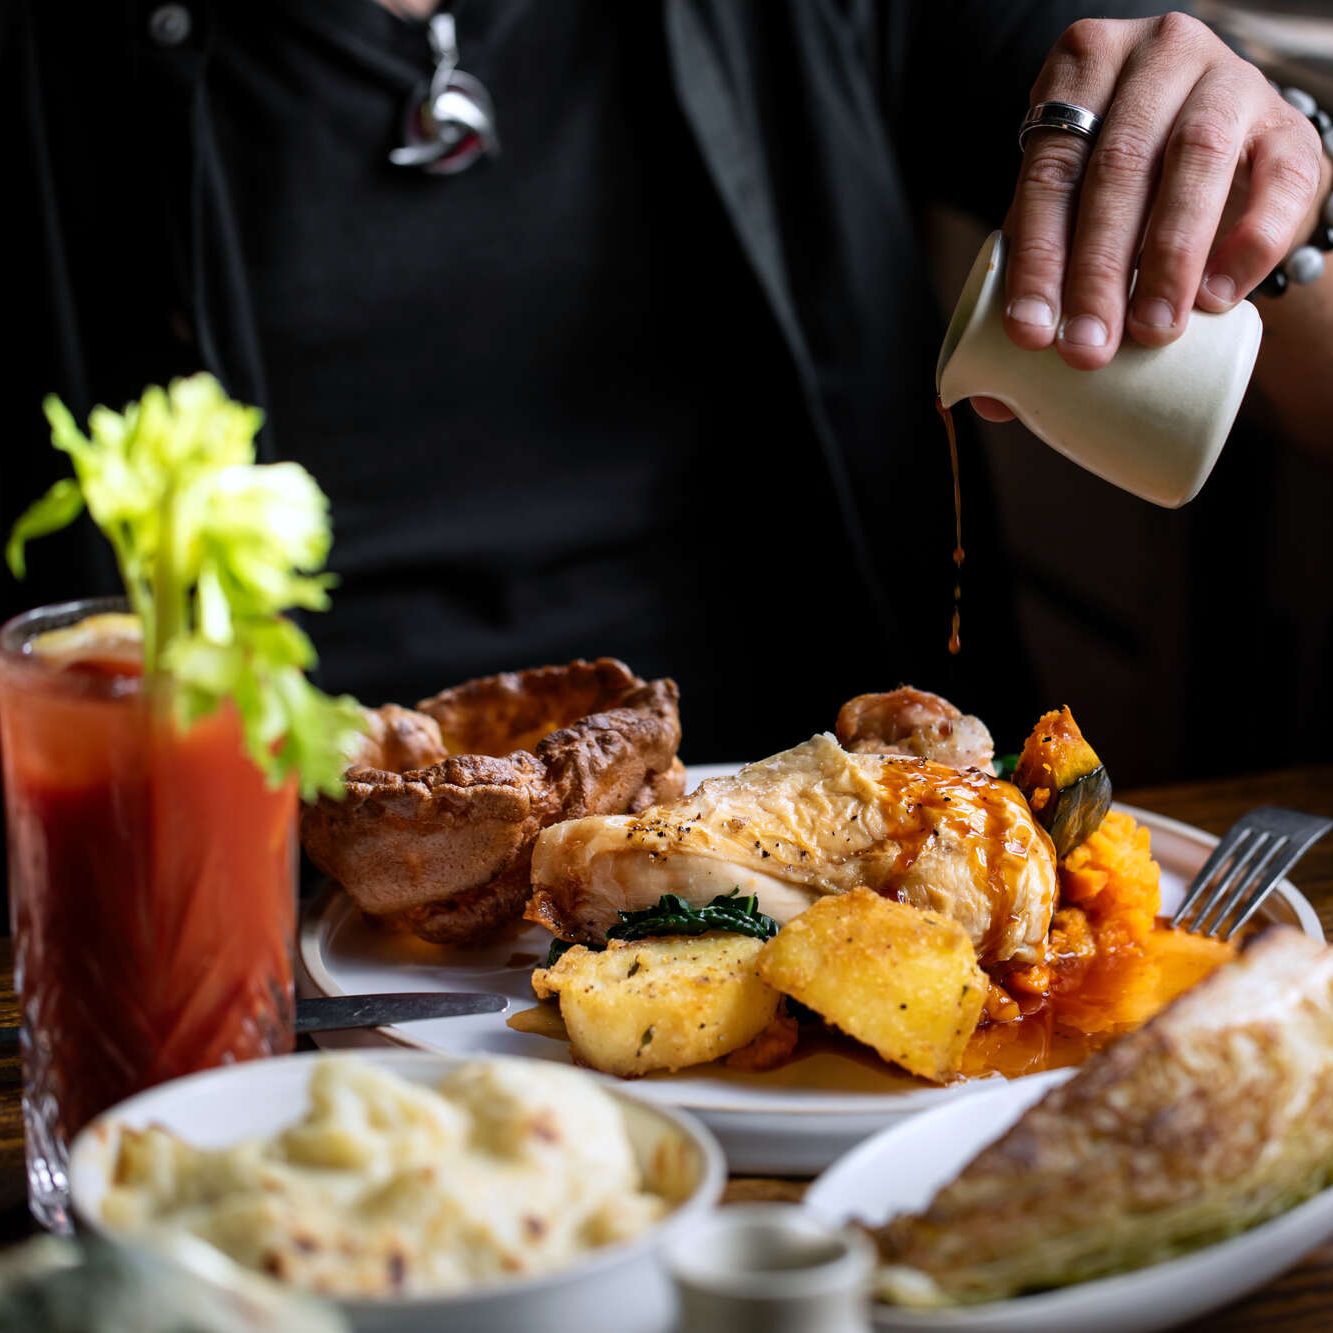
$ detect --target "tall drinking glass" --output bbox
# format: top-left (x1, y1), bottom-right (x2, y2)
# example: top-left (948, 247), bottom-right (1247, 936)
top-left (0, 599), bottom-right (297, 1231)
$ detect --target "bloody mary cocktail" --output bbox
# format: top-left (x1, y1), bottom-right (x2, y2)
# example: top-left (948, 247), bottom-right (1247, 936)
top-left (0, 599), bottom-right (296, 1232)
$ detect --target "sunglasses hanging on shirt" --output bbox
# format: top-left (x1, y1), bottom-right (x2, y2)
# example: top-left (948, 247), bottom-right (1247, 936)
top-left (390, 9), bottom-right (499, 175)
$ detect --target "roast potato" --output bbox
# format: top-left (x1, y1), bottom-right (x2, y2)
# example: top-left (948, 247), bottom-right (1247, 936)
top-left (531, 934), bottom-right (780, 1077)
top-left (756, 888), bottom-right (987, 1081)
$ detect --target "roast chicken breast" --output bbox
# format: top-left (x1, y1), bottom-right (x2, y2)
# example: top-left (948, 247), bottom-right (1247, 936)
top-left (528, 734), bottom-right (1057, 965)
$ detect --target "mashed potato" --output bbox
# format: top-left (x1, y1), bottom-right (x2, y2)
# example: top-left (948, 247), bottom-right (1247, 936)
top-left (101, 1059), bottom-right (671, 1298)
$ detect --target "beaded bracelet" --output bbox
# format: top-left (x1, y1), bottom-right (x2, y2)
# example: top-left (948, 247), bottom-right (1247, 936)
top-left (1254, 85), bottom-right (1333, 298)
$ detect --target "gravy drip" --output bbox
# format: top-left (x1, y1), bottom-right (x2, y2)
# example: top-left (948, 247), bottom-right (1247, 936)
top-left (937, 397), bottom-right (964, 655)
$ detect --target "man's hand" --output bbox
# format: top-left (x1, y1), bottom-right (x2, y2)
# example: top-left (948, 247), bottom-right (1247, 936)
top-left (998, 11), bottom-right (1323, 376)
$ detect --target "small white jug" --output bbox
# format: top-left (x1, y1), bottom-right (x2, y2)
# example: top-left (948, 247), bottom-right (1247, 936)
top-left (664, 1203), bottom-right (874, 1333)
top-left (936, 230), bottom-right (1263, 508)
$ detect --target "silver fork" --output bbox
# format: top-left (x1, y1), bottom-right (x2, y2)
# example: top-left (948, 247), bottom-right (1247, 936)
top-left (1171, 806), bottom-right (1332, 939)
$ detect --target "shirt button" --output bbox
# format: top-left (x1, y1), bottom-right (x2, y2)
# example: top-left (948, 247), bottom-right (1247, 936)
top-left (147, 4), bottom-right (192, 47)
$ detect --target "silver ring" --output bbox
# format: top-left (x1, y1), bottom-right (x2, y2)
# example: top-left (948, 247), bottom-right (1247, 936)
top-left (1018, 100), bottom-right (1103, 153)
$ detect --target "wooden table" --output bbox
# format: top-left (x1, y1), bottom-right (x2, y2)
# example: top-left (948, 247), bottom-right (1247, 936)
top-left (1, 766), bottom-right (1332, 1327)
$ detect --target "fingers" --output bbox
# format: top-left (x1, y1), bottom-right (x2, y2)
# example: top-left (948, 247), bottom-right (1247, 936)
top-left (1003, 20), bottom-right (1134, 353)
top-left (970, 397), bottom-right (1015, 423)
top-left (1199, 119), bottom-right (1324, 310)
top-left (1127, 61), bottom-right (1307, 344)
top-left (1123, 68), bottom-right (1247, 342)
top-left (1060, 26), bottom-right (1214, 367)
top-left (1004, 11), bottom-right (1321, 378)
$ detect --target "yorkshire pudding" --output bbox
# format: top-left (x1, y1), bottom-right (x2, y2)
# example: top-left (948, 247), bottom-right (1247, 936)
top-left (300, 659), bottom-right (685, 945)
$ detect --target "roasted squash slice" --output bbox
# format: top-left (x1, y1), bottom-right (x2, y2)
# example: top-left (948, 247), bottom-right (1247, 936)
top-left (1014, 707), bottom-right (1112, 857)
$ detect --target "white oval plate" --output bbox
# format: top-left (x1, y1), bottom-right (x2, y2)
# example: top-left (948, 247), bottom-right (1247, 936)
top-left (804, 1071), bottom-right (1333, 1332)
top-left (300, 766), bottom-right (1325, 1174)
top-left (69, 1049), bottom-right (726, 1333)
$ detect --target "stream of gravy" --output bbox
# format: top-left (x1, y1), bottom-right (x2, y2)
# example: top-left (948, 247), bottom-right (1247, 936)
top-left (936, 397), bottom-right (964, 655)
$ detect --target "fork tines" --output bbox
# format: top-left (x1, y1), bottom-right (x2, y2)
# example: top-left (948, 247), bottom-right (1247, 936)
top-left (1171, 806), bottom-right (1333, 939)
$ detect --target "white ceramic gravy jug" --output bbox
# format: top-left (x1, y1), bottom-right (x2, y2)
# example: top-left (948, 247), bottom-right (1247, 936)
top-left (937, 231), bottom-right (1263, 508)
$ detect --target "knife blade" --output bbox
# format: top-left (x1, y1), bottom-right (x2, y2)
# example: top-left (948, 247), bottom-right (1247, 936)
top-left (0, 992), bottom-right (509, 1049)
top-left (296, 992), bottom-right (508, 1033)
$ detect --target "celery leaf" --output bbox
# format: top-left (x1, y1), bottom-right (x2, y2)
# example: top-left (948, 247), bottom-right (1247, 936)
top-left (9, 375), bottom-right (366, 799)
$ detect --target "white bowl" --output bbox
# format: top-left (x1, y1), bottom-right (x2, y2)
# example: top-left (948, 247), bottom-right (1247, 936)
top-left (69, 1050), bottom-right (727, 1333)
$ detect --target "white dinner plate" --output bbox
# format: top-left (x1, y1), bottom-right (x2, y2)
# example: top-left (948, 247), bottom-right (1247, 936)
top-left (300, 765), bottom-right (1325, 1174)
top-left (804, 1071), bottom-right (1333, 1332)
